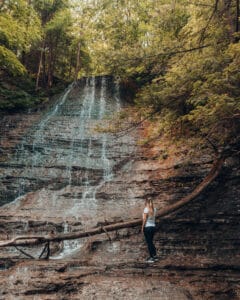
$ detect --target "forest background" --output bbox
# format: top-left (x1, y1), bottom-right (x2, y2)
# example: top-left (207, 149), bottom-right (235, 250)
top-left (0, 0), bottom-right (239, 152)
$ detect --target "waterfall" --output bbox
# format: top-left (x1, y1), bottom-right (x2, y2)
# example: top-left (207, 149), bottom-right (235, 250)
top-left (32, 84), bottom-right (73, 167)
top-left (53, 76), bottom-right (118, 257)
top-left (0, 76), bottom-right (138, 236)
top-left (99, 77), bottom-right (113, 182)
top-left (99, 77), bottom-right (106, 119)
top-left (1, 76), bottom-right (138, 257)
top-left (67, 78), bottom-right (92, 185)
top-left (114, 79), bottom-right (121, 111)
top-left (15, 84), bottom-right (74, 198)
top-left (2, 76), bottom-right (128, 206)
top-left (79, 77), bottom-right (114, 202)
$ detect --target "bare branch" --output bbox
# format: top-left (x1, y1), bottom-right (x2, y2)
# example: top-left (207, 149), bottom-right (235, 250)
top-left (206, 137), bottom-right (219, 155)
top-left (182, 2), bottom-right (215, 8)
top-left (116, 44), bottom-right (214, 64)
top-left (14, 246), bottom-right (35, 259)
top-left (113, 109), bottom-right (159, 139)
top-left (39, 242), bottom-right (49, 259)
top-left (199, 0), bottom-right (220, 44)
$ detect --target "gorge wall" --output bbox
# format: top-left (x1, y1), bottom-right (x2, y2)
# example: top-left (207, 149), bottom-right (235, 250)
top-left (0, 76), bottom-right (239, 299)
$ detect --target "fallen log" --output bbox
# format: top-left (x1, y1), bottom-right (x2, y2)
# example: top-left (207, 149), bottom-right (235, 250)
top-left (0, 155), bottom-right (225, 249)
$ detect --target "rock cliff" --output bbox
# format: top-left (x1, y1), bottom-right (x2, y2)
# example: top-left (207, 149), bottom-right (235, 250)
top-left (0, 78), bottom-right (239, 299)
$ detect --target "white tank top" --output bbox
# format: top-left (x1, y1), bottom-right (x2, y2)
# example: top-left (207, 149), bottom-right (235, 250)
top-left (143, 207), bottom-right (156, 227)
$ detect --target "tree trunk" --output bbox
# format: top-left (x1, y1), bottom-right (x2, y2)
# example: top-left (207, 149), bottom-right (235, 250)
top-left (68, 50), bottom-right (74, 79)
top-left (0, 155), bottom-right (225, 249)
top-left (74, 42), bottom-right (81, 81)
top-left (236, 0), bottom-right (239, 33)
top-left (47, 35), bottom-right (59, 88)
top-left (35, 45), bottom-right (44, 90)
top-left (36, 39), bottom-right (47, 90)
top-left (47, 46), bottom-right (53, 88)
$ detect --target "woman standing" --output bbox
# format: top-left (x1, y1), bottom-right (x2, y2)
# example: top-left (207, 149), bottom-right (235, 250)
top-left (142, 198), bottom-right (158, 263)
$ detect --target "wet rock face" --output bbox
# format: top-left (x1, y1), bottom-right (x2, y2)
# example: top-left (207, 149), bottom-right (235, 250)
top-left (0, 77), bottom-right (138, 225)
top-left (0, 76), bottom-right (239, 299)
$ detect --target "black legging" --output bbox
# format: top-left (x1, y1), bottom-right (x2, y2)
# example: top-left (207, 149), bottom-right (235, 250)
top-left (144, 226), bottom-right (156, 257)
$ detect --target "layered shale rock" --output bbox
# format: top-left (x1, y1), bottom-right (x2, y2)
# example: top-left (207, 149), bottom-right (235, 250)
top-left (0, 76), bottom-right (239, 299)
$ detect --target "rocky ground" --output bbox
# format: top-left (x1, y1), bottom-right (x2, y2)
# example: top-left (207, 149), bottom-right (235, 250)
top-left (0, 103), bottom-right (239, 299)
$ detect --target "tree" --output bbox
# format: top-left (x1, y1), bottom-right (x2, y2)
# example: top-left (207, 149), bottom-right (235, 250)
top-left (33, 0), bottom-right (73, 88)
top-left (0, 0), bottom-right (41, 76)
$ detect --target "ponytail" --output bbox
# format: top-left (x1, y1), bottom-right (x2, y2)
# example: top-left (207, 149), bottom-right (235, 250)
top-left (145, 198), bottom-right (154, 216)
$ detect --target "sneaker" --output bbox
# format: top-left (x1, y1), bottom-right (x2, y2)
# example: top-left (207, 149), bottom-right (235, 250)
top-left (153, 255), bottom-right (159, 261)
top-left (146, 257), bottom-right (155, 263)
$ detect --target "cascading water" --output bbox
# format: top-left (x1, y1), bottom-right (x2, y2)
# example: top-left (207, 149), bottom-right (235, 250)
top-left (80, 77), bottom-right (113, 206)
top-left (99, 77), bottom-right (113, 182)
top-left (114, 78), bottom-right (122, 112)
top-left (0, 75), bottom-right (138, 257)
top-left (11, 84), bottom-right (74, 201)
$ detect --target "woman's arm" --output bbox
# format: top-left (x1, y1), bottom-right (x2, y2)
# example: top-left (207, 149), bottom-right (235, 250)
top-left (141, 212), bottom-right (147, 233)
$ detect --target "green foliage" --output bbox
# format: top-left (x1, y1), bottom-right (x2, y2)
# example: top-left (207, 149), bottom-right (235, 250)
top-left (0, 0), bottom-right (41, 79)
top-left (185, 43), bottom-right (240, 132)
top-left (0, 82), bottom-right (42, 111)
top-left (75, 0), bottom-right (189, 77)
top-left (125, 0), bottom-right (240, 147)
top-left (0, 1), bottom-right (41, 51)
top-left (0, 46), bottom-right (26, 76)
top-left (136, 40), bottom-right (240, 139)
